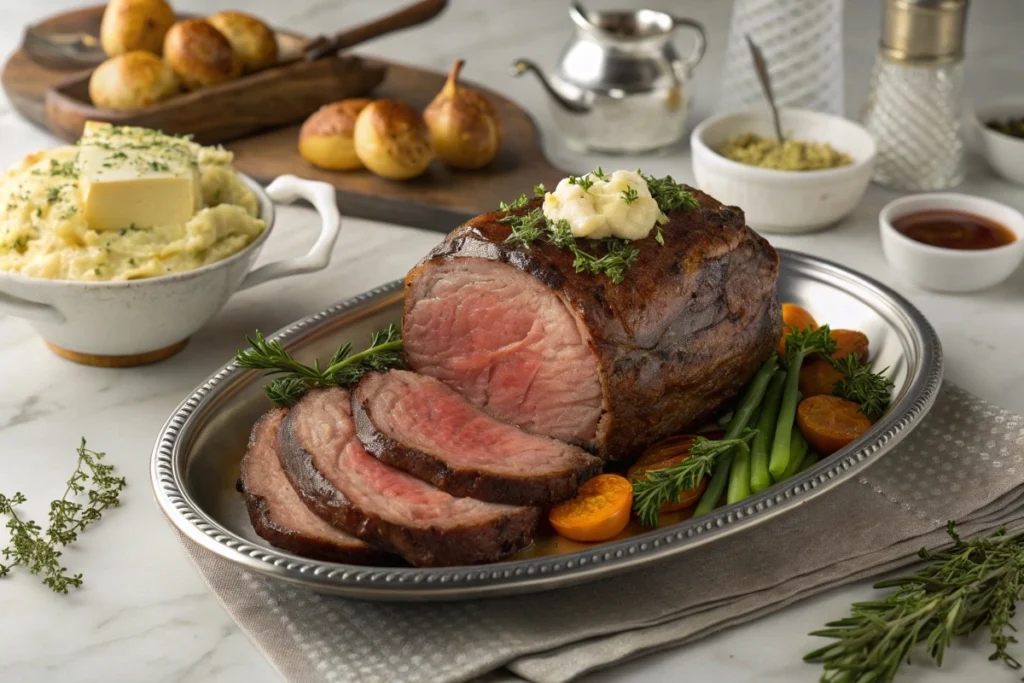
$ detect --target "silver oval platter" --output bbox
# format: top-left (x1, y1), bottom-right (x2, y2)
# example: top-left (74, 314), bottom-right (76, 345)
top-left (152, 249), bottom-right (943, 601)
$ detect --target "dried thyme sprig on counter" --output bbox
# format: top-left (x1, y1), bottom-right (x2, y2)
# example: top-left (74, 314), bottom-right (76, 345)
top-left (0, 439), bottom-right (126, 594)
top-left (236, 324), bottom-right (405, 407)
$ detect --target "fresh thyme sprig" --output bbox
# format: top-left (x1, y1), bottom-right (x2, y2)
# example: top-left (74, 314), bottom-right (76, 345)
top-left (547, 220), bottom-right (639, 284)
top-left (632, 432), bottom-right (757, 528)
top-left (806, 522), bottom-right (1024, 682)
top-left (0, 439), bottom-right (126, 594)
top-left (621, 186), bottom-right (639, 205)
top-left (640, 171), bottom-right (700, 212)
top-left (236, 324), bottom-right (405, 407)
top-left (831, 353), bottom-right (895, 421)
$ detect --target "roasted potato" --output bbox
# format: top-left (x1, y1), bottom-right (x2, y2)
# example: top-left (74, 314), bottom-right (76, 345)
top-left (163, 19), bottom-right (241, 91)
top-left (299, 99), bottom-right (373, 171)
top-left (207, 11), bottom-right (278, 73)
top-left (89, 51), bottom-right (180, 110)
top-left (100, 0), bottom-right (176, 57)
top-left (353, 99), bottom-right (433, 180)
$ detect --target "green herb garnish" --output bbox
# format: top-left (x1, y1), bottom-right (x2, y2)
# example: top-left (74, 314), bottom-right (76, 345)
top-left (46, 187), bottom-right (61, 204)
top-left (831, 353), bottom-right (895, 421)
top-left (633, 432), bottom-right (757, 528)
top-left (236, 324), bottom-right (405, 407)
top-left (806, 522), bottom-right (1024, 682)
top-left (640, 171), bottom-right (700, 212)
top-left (0, 439), bottom-right (126, 594)
top-left (621, 186), bottom-right (639, 205)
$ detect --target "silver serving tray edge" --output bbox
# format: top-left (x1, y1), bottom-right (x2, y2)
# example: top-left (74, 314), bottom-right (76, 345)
top-left (151, 249), bottom-right (943, 601)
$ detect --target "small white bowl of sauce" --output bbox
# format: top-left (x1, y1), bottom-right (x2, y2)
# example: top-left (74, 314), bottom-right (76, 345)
top-left (879, 193), bottom-right (1024, 293)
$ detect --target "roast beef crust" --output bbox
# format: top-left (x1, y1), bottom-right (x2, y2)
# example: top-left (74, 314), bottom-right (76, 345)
top-left (351, 381), bottom-right (602, 506)
top-left (278, 399), bottom-right (540, 567)
top-left (404, 188), bottom-right (781, 459)
top-left (239, 409), bottom-right (388, 564)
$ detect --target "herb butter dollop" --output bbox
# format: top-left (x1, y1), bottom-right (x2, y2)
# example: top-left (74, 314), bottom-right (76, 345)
top-left (542, 170), bottom-right (663, 241)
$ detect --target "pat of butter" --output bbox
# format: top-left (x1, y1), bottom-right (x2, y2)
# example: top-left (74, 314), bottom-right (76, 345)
top-left (542, 170), bottom-right (662, 241)
top-left (78, 122), bottom-right (201, 231)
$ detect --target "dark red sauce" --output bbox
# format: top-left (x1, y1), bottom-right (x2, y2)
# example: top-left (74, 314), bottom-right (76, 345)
top-left (893, 210), bottom-right (1017, 251)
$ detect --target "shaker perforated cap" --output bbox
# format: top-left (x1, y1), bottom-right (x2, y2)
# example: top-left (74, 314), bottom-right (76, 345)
top-left (880, 0), bottom-right (969, 64)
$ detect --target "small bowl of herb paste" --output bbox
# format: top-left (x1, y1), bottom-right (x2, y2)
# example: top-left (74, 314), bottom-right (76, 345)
top-left (690, 108), bottom-right (876, 234)
top-left (974, 98), bottom-right (1024, 187)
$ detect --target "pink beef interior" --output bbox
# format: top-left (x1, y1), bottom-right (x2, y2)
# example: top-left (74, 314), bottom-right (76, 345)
top-left (404, 258), bottom-right (604, 444)
top-left (244, 410), bottom-right (363, 547)
top-left (359, 370), bottom-right (597, 476)
top-left (295, 388), bottom-right (524, 527)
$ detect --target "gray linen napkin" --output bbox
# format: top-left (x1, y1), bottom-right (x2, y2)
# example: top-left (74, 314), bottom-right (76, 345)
top-left (175, 382), bottom-right (1024, 683)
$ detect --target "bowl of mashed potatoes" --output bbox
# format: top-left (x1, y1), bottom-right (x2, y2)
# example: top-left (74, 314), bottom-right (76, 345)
top-left (690, 108), bottom-right (876, 234)
top-left (0, 122), bottom-right (341, 365)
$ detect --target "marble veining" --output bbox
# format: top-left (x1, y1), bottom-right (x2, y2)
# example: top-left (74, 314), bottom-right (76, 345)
top-left (1, 1), bottom-right (1023, 682)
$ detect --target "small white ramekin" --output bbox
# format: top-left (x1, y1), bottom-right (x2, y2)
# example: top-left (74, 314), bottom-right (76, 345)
top-left (879, 193), bottom-right (1024, 293)
top-left (0, 175), bottom-right (341, 364)
top-left (690, 108), bottom-right (876, 234)
top-left (972, 97), bottom-right (1024, 187)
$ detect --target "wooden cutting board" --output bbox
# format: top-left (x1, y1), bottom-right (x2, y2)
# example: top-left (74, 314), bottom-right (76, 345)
top-left (1, 6), bottom-right (566, 233)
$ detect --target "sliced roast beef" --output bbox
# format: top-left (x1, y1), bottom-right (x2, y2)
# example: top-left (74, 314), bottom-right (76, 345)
top-left (239, 408), bottom-right (385, 564)
top-left (403, 189), bottom-right (781, 459)
top-left (352, 370), bottom-right (602, 506)
top-left (279, 388), bottom-right (540, 567)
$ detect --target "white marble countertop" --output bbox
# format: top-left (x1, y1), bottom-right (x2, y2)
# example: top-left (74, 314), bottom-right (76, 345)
top-left (1, 1), bottom-right (1024, 682)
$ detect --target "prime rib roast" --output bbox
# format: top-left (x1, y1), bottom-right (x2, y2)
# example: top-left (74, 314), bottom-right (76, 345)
top-left (352, 370), bottom-right (602, 506)
top-left (238, 408), bottom-right (386, 564)
top-left (404, 190), bottom-right (781, 459)
top-left (242, 184), bottom-right (781, 567)
top-left (278, 387), bottom-right (539, 567)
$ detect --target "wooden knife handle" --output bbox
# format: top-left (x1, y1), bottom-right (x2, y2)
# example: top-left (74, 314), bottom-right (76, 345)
top-left (304, 0), bottom-right (449, 61)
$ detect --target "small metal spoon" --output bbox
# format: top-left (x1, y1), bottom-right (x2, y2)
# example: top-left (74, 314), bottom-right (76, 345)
top-left (745, 34), bottom-right (784, 142)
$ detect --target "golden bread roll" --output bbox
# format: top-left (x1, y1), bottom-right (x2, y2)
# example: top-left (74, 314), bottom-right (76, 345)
top-left (207, 11), bottom-right (278, 73)
top-left (299, 99), bottom-right (373, 171)
top-left (89, 51), bottom-right (180, 110)
top-left (100, 0), bottom-right (176, 57)
top-left (353, 100), bottom-right (434, 180)
top-left (163, 19), bottom-right (241, 90)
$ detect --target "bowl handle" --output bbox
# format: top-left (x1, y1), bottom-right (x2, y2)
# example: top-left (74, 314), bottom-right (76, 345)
top-left (237, 175), bottom-right (342, 292)
top-left (0, 291), bottom-right (65, 323)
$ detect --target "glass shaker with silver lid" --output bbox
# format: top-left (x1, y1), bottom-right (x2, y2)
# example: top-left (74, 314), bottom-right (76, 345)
top-left (860, 0), bottom-right (970, 191)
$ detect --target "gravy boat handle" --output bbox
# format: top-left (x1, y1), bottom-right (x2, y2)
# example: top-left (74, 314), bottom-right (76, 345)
top-left (237, 175), bottom-right (342, 292)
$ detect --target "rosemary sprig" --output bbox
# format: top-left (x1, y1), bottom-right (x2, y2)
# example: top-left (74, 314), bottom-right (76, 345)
top-left (632, 432), bottom-right (757, 528)
top-left (806, 522), bottom-right (1024, 682)
top-left (831, 353), bottom-right (895, 421)
top-left (0, 439), bottom-right (126, 594)
top-left (236, 324), bottom-right (404, 407)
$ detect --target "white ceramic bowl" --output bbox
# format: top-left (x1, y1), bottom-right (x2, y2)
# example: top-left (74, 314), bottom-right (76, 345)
top-left (0, 175), bottom-right (341, 363)
top-left (690, 108), bottom-right (877, 234)
top-left (973, 97), bottom-right (1024, 186)
top-left (879, 193), bottom-right (1024, 293)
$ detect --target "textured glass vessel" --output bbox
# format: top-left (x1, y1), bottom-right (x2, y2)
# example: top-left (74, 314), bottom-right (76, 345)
top-left (716, 0), bottom-right (844, 116)
top-left (861, 59), bottom-right (965, 191)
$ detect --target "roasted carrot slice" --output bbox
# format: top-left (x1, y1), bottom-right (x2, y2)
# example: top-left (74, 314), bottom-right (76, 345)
top-left (548, 474), bottom-right (633, 542)
top-left (778, 303), bottom-right (818, 356)
top-left (830, 329), bottom-right (869, 362)
top-left (627, 435), bottom-right (708, 512)
top-left (796, 395), bottom-right (872, 455)
top-left (799, 359), bottom-right (844, 398)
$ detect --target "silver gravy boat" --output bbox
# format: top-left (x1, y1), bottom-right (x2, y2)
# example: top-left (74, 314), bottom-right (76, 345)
top-left (512, 2), bottom-right (706, 154)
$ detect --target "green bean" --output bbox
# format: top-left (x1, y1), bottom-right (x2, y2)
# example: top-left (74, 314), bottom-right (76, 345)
top-left (694, 355), bottom-right (778, 516)
top-left (727, 405), bottom-right (760, 504)
top-left (750, 370), bottom-right (787, 493)
top-left (798, 450), bottom-right (819, 473)
top-left (780, 427), bottom-right (809, 481)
